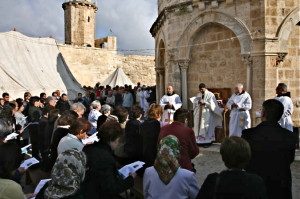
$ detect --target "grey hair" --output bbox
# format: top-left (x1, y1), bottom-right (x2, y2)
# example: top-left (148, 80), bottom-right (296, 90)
top-left (70, 103), bottom-right (86, 112)
top-left (101, 104), bottom-right (112, 114)
top-left (0, 119), bottom-right (10, 138)
top-left (235, 83), bottom-right (243, 89)
top-left (91, 100), bottom-right (101, 109)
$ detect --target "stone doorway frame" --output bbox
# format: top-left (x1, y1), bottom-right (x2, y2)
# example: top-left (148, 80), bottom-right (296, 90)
top-left (176, 11), bottom-right (253, 108)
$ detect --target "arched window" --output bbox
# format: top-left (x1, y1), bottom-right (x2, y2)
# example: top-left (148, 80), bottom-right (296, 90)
top-left (88, 16), bottom-right (90, 22)
top-left (297, 21), bottom-right (300, 26)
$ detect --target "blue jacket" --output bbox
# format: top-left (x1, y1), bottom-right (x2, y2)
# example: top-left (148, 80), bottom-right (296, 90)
top-left (122, 93), bottom-right (133, 108)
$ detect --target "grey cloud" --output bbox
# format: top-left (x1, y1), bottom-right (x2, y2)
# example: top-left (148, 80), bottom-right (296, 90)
top-left (0, 0), bottom-right (157, 55)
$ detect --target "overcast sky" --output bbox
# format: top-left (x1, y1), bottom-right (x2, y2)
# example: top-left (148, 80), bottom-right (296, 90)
top-left (0, 0), bottom-right (157, 55)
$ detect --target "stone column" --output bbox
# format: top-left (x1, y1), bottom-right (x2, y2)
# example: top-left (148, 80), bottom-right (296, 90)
top-left (178, 59), bottom-right (190, 109)
top-left (155, 70), bottom-right (160, 103)
top-left (155, 67), bottom-right (165, 101)
top-left (242, 54), bottom-right (253, 96)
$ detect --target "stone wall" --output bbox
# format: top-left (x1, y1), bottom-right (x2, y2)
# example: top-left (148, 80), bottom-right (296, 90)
top-left (151, 0), bottom-right (300, 126)
top-left (58, 45), bottom-right (156, 87)
top-left (188, 24), bottom-right (246, 101)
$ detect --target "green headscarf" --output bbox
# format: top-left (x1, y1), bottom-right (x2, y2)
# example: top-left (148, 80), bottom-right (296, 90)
top-left (154, 135), bottom-right (181, 185)
top-left (45, 149), bottom-right (86, 199)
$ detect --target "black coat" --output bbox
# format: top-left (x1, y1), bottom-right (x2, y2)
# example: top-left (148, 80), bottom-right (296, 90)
top-left (124, 119), bottom-right (142, 161)
top-left (197, 170), bottom-right (268, 199)
top-left (140, 118), bottom-right (161, 169)
top-left (28, 106), bottom-right (42, 123)
top-left (38, 117), bottom-right (48, 155)
top-left (242, 121), bottom-right (297, 199)
top-left (47, 128), bottom-right (70, 171)
top-left (56, 100), bottom-right (71, 114)
top-left (81, 142), bottom-right (134, 199)
top-left (97, 114), bottom-right (108, 130)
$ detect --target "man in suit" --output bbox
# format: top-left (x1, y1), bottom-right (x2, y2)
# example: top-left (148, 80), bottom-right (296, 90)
top-left (242, 99), bottom-right (296, 199)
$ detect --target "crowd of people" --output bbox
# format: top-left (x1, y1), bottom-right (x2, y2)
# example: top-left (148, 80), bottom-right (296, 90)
top-left (0, 81), bottom-right (298, 199)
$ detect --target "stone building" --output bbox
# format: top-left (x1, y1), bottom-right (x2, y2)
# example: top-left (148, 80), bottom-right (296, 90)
top-left (59, 0), bottom-right (155, 87)
top-left (151, 0), bottom-right (300, 126)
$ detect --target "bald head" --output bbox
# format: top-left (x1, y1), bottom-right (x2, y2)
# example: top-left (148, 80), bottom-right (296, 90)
top-left (167, 86), bottom-right (174, 95)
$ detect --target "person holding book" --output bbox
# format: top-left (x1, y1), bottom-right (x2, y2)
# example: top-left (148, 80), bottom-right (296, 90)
top-left (0, 143), bottom-right (35, 199)
top-left (81, 121), bottom-right (136, 199)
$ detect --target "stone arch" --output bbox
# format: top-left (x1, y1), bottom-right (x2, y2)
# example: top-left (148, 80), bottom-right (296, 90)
top-left (155, 30), bottom-right (167, 67)
top-left (155, 31), bottom-right (167, 101)
top-left (276, 6), bottom-right (300, 52)
top-left (177, 11), bottom-right (252, 59)
top-left (158, 39), bottom-right (166, 68)
top-left (187, 23), bottom-right (246, 100)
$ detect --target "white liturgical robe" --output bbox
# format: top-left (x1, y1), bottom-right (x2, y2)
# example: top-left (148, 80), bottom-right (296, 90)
top-left (139, 90), bottom-right (150, 112)
top-left (226, 91), bottom-right (252, 137)
top-left (275, 95), bottom-right (293, 132)
top-left (160, 94), bottom-right (182, 123)
top-left (193, 90), bottom-right (222, 144)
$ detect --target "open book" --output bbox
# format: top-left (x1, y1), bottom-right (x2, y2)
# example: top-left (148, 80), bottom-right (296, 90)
top-left (190, 96), bottom-right (203, 103)
top-left (118, 161), bottom-right (145, 178)
top-left (21, 144), bottom-right (32, 154)
top-left (4, 132), bottom-right (19, 141)
top-left (20, 157), bottom-right (39, 169)
top-left (34, 179), bottom-right (51, 194)
top-left (82, 132), bottom-right (99, 145)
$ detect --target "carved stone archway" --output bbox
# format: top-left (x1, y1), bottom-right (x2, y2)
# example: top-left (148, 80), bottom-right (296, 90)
top-left (156, 39), bottom-right (166, 102)
top-left (177, 11), bottom-right (252, 59)
top-left (276, 6), bottom-right (300, 52)
top-left (176, 11), bottom-right (253, 108)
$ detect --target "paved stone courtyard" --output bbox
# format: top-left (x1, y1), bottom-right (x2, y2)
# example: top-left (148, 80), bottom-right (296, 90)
top-left (194, 144), bottom-right (300, 199)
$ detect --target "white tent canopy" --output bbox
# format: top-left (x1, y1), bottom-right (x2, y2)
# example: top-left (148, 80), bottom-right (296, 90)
top-left (0, 31), bottom-right (84, 100)
top-left (102, 67), bottom-right (134, 87)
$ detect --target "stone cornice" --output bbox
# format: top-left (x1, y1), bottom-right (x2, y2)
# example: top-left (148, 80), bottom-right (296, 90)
top-left (62, 0), bottom-right (98, 11)
top-left (150, 1), bottom-right (193, 37)
top-left (151, 0), bottom-right (230, 37)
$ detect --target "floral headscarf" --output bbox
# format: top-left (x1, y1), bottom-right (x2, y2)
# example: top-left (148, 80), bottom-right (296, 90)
top-left (45, 149), bottom-right (87, 199)
top-left (154, 135), bottom-right (181, 185)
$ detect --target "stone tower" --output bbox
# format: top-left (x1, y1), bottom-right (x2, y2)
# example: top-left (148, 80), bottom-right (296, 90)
top-left (62, 0), bottom-right (98, 47)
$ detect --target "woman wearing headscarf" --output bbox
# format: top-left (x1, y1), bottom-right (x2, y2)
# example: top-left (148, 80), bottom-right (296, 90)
top-left (36, 149), bottom-right (87, 199)
top-left (143, 135), bottom-right (200, 199)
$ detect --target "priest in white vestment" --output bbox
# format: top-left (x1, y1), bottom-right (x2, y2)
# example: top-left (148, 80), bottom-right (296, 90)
top-left (226, 83), bottom-right (252, 137)
top-left (138, 86), bottom-right (150, 112)
top-left (193, 83), bottom-right (222, 144)
top-left (275, 83), bottom-right (293, 132)
top-left (160, 86), bottom-right (182, 123)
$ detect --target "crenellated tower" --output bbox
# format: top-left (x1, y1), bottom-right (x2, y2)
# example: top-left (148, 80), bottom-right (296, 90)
top-left (62, 0), bottom-right (98, 47)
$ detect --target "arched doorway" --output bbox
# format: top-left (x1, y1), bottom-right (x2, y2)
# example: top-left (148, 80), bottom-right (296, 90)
top-left (156, 40), bottom-right (166, 100)
top-left (187, 23), bottom-right (246, 107)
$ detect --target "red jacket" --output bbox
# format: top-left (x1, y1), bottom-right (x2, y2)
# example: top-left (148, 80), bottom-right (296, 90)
top-left (159, 121), bottom-right (199, 171)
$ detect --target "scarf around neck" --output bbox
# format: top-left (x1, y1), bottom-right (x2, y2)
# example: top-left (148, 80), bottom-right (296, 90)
top-left (154, 135), bottom-right (180, 185)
